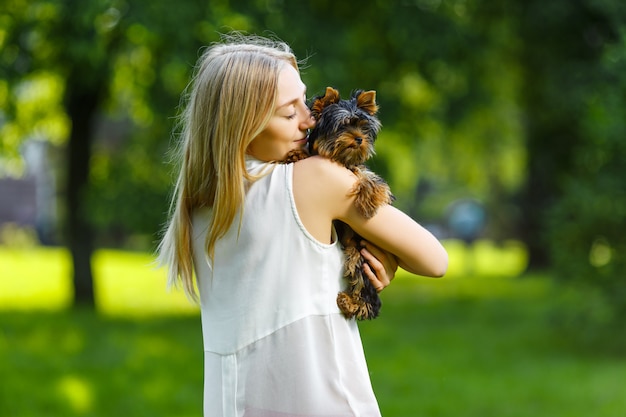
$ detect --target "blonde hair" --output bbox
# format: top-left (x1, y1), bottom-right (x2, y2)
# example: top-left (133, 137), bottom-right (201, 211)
top-left (158, 34), bottom-right (299, 299)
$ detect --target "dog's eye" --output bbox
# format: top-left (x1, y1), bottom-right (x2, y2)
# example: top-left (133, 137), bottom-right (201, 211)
top-left (344, 117), bottom-right (360, 125)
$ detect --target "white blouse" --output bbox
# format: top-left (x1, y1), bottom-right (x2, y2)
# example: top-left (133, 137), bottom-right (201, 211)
top-left (192, 157), bottom-right (381, 417)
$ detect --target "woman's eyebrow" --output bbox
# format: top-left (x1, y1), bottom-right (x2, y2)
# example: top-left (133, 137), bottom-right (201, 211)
top-left (277, 98), bottom-right (298, 109)
top-left (276, 84), bottom-right (307, 109)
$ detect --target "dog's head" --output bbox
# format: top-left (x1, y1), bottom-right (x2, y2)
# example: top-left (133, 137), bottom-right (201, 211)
top-left (307, 87), bottom-right (381, 167)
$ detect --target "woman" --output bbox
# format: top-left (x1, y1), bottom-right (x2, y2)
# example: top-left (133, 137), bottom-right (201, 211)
top-left (158, 34), bottom-right (448, 417)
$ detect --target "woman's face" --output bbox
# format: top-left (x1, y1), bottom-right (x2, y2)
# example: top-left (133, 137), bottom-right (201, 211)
top-left (247, 64), bottom-right (315, 161)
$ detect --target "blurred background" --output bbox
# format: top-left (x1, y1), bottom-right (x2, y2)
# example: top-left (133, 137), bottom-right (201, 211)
top-left (1, 0), bottom-right (625, 416)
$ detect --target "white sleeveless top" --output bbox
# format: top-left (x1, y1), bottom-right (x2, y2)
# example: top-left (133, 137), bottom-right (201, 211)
top-left (191, 157), bottom-right (381, 417)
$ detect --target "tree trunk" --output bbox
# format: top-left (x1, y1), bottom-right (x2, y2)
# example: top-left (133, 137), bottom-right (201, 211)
top-left (65, 88), bottom-right (99, 307)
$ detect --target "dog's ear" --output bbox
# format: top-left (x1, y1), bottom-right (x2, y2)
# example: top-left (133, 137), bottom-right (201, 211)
top-left (355, 90), bottom-right (378, 116)
top-left (311, 87), bottom-right (341, 118)
top-left (322, 87), bottom-right (340, 105)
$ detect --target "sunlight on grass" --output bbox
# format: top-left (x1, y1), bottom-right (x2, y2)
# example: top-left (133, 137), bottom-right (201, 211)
top-left (0, 239), bottom-right (528, 315)
top-left (443, 238), bottom-right (528, 278)
top-left (93, 250), bottom-right (198, 316)
top-left (0, 247), bottom-right (72, 310)
top-left (0, 247), bottom-right (197, 316)
top-left (392, 238), bottom-right (547, 301)
top-left (56, 375), bottom-right (93, 413)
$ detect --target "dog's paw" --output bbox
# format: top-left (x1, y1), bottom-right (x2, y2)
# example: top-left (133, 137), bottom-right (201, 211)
top-left (281, 148), bottom-right (309, 163)
top-left (337, 292), bottom-right (359, 319)
top-left (337, 292), bottom-right (380, 320)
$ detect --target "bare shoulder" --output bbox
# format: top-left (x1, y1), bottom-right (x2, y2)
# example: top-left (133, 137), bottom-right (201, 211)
top-left (294, 156), bottom-right (355, 191)
top-left (292, 156), bottom-right (357, 223)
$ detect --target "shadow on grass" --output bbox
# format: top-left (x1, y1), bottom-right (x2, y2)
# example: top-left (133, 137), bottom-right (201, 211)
top-left (0, 309), bottom-right (203, 417)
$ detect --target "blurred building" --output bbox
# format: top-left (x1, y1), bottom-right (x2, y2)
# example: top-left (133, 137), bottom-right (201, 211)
top-left (0, 140), bottom-right (59, 245)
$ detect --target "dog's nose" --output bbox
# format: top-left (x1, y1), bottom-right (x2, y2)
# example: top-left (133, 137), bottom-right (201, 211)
top-left (355, 137), bottom-right (363, 145)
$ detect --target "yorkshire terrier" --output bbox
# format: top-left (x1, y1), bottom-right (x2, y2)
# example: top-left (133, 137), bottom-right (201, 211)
top-left (284, 87), bottom-right (394, 320)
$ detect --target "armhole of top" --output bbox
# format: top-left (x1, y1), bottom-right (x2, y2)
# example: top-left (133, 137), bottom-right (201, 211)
top-left (286, 163), bottom-right (338, 249)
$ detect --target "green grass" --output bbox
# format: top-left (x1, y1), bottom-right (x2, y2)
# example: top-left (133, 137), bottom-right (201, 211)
top-left (0, 310), bottom-right (203, 417)
top-left (363, 282), bottom-right (626, 417)
top-left (1, 242), bottom-right (625, 417)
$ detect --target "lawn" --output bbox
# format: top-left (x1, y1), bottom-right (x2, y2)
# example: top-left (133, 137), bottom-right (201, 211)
top-left (1, 242), bottom-right (625, 417)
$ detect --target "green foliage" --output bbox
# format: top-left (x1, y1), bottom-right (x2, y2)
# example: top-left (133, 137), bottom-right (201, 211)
top-left (545, 25), bottom-right (626, 332)
top-left (260, 1), bottom-right (527, 213)
top-left (1, 0), bottom-right (531, 246)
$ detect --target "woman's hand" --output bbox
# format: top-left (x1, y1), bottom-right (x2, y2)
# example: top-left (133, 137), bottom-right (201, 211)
top-left (360, 240), bottom-right (399, 293)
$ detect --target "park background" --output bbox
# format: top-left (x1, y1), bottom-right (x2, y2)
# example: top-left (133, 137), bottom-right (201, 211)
top-left (1, 0), bottom-right (625, 416)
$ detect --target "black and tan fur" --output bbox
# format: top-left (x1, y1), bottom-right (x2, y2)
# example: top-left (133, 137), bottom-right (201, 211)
top-left (284, 87), bottom-right (393, 320)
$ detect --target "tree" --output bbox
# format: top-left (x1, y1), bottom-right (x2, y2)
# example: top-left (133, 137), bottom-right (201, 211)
top-left (0, 0), bottom-right (239, 307)
top-left (541, 0), bottom-right (626, 335)
top-left (514, 0), bottom-right (619, 269)
top-left (1, 0), bottom-right (122, 305)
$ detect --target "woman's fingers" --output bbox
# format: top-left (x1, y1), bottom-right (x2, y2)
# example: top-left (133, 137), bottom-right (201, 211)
top-left (360, 241), bottom-right (398, 292)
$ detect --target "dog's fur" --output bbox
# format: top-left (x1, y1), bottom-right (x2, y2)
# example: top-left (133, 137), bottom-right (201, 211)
top-left (284, 87), bottom-right (393, 320)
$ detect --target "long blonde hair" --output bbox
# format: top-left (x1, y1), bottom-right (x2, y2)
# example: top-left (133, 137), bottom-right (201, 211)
top-left (158, 34), bottom-right (299, 299)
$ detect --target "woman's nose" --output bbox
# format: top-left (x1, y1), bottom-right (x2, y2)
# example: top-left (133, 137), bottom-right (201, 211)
top-left (301, 109), bottom-right (316, 129)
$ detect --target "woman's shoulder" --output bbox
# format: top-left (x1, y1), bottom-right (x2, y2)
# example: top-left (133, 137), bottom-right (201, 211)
top-left (294, 156), bottom-right (356, 190)
top-left (292, 156), bottom-right (357, 221)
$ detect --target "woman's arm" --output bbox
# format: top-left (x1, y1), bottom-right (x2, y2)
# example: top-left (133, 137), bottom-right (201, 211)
top-left (344, 204), bottom-right (448, 277)
top-left (293, 156), bottom-right (448, 278)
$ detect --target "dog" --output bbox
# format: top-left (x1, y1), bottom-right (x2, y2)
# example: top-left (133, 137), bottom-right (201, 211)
top-left (284, 87), bottom-right (394, 320)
